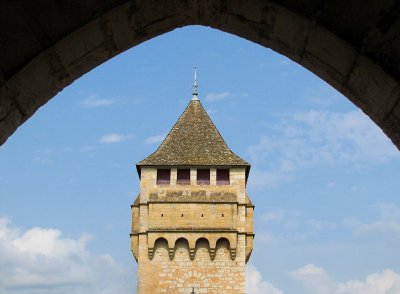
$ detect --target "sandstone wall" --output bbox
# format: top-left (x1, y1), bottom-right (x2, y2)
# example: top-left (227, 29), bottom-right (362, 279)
top-left (133, 166), bottom-right (253, 293)
top-left (138, 237), bottom-right (246, 294)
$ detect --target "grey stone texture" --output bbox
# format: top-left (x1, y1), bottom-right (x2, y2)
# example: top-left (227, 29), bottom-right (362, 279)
top-left (0, 0), bottom-right (400, 148)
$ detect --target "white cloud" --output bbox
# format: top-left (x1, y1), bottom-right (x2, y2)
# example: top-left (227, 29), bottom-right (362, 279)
top-left (305, 219), bottom-right (337, 230)
top-left (99, 133), bottom-right (133, 144)
top-left (293, 264), bottom-right (326, 276)
top-left (247, 110), bottom-right (399, 189)
top-left (291, 264), bottom-right (400, 294)
top-left (205, 92), bottom-right (230, 102)
top-left (261, 209), bottom-right (286, 224)
top-left (260, 209), bottom-right (337, 234)
top-left (260, 209), bottom-right (301, 229)
top-left (350, 185), bottom-right (366, 192)
top-left (375, 203), bottom-right (400, 221)
top-left (335, 270), bottom-right (400, 294)
top-left (289, 110), bottom-right (398, 163)
top-left (257, 209), bottom-right (339, 243)
top-left (248, 168), bottom-right (292, 189)
top-left (291, 264), bottom-right (336, 294)
top-left (304, 87), bottom-right (341, 108)
top-left (0, 217), bottom-right (133, 293)
top-left (279, 59), bottom-right (289, 65)
top-left (144, 133), bottom-right (166, 145)
top-left (81, 95), bottom-right (114, 108)
top-left (254, 232), bottom-right (274, 244)
top-left (345, 203), bottom-right (400, 239)
top-left (327, 182), bottom-right (337, 188)
top-left (355, 220), bottom-right (400, 237)
top-left (80, 145), bottom-right (97, 153)
top-left (246, 264), bottom-right (283, 294)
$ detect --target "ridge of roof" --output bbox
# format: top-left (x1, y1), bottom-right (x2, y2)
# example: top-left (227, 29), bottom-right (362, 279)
top-left (137, 99), bottom-right (249, 167)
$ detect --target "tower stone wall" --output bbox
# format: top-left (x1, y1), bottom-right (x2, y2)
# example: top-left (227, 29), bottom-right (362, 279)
top-left (131, 167), bottom-right (253, 293)
top-left (131, 96), bottom-right (254, 293)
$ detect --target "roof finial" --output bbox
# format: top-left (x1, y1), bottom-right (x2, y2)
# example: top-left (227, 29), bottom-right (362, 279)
top-left (192, 66), bottom-right (199, 101)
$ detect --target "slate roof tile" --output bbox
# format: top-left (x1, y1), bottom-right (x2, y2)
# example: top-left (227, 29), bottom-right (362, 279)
top-left (138, 99), bottom-right (249, 167)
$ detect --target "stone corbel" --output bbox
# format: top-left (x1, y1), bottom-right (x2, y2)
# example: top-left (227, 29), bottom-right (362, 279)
top-left (148, 247), bottom-right (154, 260)
top-left (189, 248), bottom-right (195, 260)
top-left (209, 248), bottom-right (216, 260)
top-left (168, 248), bottom-right (175, 260)
top-left (230, 248), bottom-right (236, 260)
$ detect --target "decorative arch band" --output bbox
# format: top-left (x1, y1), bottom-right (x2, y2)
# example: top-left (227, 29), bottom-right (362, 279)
top-left (148, 235), bottom-right (237, 261)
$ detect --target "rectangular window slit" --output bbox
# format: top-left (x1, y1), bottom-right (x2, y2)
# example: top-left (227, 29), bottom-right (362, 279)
top-left (177, 169), bottom-right (190, 185)
top-left (217, 169), bottom-right (230, 185)
top-left (197, 169), bottom-right (210, 185)
top-left (157, 169), bottom-right (171, 185)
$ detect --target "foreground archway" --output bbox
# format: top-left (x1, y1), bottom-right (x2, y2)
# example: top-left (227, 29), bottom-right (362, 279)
top-left (1, 0), bottom-right (399, 148)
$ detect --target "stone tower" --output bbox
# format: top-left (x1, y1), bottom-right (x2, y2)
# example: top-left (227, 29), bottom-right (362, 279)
top-left (131, 71), bottom-right (254, 293)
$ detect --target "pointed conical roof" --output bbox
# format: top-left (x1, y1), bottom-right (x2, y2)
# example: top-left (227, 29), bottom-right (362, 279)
top-left (137, 99), bottom-right (250, 168)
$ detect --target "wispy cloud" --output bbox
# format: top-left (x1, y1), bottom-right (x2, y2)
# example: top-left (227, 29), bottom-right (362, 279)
top-left (259, 203), bottom-right (400, 244)
top-left (247, 110), bottom-right (399, 189)
top-left (305, 219), bottom-right (337, 231)
top-left (206, 109), bottom-right (217, 116)
top-left (81, 94), bottom-right (114, 108)
top-left (304, 87), bottom-right (341, 108)
top-left (144, 133), bottom-right (166, 145)
top-left (246, 264), bottom-right (283, 294)
top-left (257, 208), bottom-right (337, 243)
top-left (99, 133), bottom-right (133, 144)
top-left (248, 168), bottom-right (292, 189)
top-left (279, 59), bottom-right (290, 66)
top-left (80, 145), bottom-right (97, 153)
top-left (0, 217), bottom-right (133, 293)
top-left (205, 91), bottom-right (230, 102)
top-left (327, 182), bottom-right (337, 189)
top-left (344, 203), bottom-right (400, 240)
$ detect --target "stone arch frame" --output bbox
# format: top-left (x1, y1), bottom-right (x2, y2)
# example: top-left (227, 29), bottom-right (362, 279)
top-left (150, 237), bottom-right (169, 260)
top-left (1, 0), bottom-right (399, 150)
top-left (194, 237), bottom-right (211, 260)
top-left (216, 237), bottom-right (236, 260)
top-left (173, 237), bottom-right (190, 260)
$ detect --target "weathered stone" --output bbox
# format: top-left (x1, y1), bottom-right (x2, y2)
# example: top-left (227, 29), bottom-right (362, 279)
top-left (132, 98), bottom-right (254, 293)
top-left (0, 0), bottom-right (400, 149)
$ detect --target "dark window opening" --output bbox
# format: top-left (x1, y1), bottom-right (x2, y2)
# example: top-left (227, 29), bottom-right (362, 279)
top-left (181, 214), bottom-right (184, 217)
top-left (197, 169), bottom-right (210, 185)
top-left (177, 169), bottom-right (190, 185)
top-left (217, 169), bottom-right (230, 185)
top-left (157, 169), bottom-right (170, 185)
top-left (201, 214), bottom-right (204, 217)
top-left (222, 214), bottom-right (224, 217)
top-left (161, 214), bottom-right (164, 217)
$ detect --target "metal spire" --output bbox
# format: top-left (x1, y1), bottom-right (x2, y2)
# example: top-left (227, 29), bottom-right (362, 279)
top-left (192, 66), bottom-right (199, 101)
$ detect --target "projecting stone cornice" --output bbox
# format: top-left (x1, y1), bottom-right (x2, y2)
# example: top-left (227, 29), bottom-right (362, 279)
top-left (147, 233), bottom-right (239, 261)
top-left (149, 189), bottom-right (237, 202)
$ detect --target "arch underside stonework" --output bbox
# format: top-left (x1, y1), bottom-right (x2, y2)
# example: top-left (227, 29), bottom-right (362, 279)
top-left (148, 235), bottom-right (237, 261)
top-left (1, 0), bottom-right (400, 148)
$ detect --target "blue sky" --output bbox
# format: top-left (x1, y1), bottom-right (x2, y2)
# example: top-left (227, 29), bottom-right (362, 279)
top-left (1, 26), bottom-right (400, 294)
